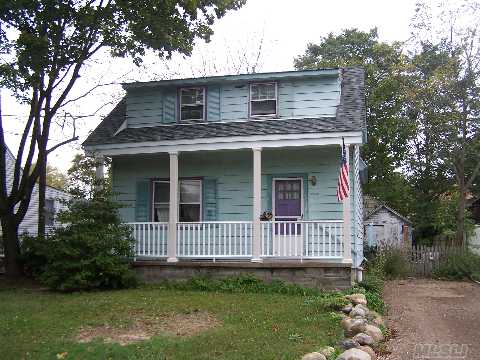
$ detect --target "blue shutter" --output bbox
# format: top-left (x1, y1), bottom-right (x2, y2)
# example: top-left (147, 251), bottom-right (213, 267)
top-left (203, 178), bottom-right (217, 221)
top-left (135, 181), bottom-right (150, 221)
top-left (207, 85), bottom-right (221, 121)
top-left (163, 91), bottom-right (177, 123)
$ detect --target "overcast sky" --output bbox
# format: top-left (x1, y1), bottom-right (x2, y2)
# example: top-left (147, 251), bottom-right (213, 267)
top-left (2, 0), bottom-right (418, 172)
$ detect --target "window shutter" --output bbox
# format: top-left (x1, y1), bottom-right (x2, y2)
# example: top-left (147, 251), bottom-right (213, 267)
top-left (135, 181), bottom-right (150, 222)
top-left (203, 178), bottom-right (217, 221)
top-left (163, 92), bottom-right (177, 123)
top-left (207, 86), bottom-right (221, 121)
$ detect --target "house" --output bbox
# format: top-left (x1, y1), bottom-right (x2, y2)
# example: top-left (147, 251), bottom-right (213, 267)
top-left (364, 195), bottom-right (412, 248)
top-left (83, 68), bottom-right (367, 289)
top-left (0, 145), bottom-right (70, 254)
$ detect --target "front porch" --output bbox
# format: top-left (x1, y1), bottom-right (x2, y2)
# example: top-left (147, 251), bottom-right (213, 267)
top-left (129, 219), bottom-right (344, 261)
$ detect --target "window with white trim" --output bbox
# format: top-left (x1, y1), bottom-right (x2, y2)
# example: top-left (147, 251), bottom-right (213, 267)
top-left (250, 82), bottom-right (277, 117)
top-left (179, 87), bottom-right (205, 121)
top-left (152, 179), bottom-right (202, 222)
top-left (45, 198), bottom-right (55, 227)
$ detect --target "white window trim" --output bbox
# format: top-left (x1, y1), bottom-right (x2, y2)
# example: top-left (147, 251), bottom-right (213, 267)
top-left (179, 87), bottom-right (206, 122)
top-left (272, 177), bottom-right (304, 221)
top-left (249, 82), bottom-right (278, 118)
top-left (151, 179), bottom-right (203, 222)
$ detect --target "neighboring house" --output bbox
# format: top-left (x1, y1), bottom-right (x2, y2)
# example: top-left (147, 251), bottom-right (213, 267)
top-left (364, 194), bottom-right (412, 248)
top-left (83, 67), bottom-right (367, 288)
top-left (467, 198), bottom-right (480, 254)
top-left (0, 146), bottom-right (70, 246)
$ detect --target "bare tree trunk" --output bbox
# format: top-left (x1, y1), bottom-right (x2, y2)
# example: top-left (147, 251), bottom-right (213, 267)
top-left (1, 216), bottom-right (22, 277)
top-left (456, 160), bottom-right (466, 246)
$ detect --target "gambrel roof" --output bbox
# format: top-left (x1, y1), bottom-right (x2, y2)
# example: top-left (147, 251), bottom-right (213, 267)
top-left (83, 67), bottom-right (366, 147)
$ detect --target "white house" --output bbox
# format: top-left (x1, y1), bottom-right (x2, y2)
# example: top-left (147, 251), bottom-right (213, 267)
top-left (1, 145), bottom-right (71, 243)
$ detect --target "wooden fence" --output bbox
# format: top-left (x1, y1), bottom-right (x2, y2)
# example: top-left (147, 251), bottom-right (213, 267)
top-left (409, 245), bottom-right (467, 277)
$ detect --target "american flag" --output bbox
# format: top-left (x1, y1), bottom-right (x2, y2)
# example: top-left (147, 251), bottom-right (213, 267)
top-left (336, 139), bottom-right (349, 202)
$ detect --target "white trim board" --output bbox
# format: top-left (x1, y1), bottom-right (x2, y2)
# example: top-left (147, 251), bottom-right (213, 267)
top-left (85, 131), bottom-right (363, 156)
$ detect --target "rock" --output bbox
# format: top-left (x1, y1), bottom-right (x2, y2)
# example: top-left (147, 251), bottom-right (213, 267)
top-left (344, 318), bottom-right (368, 337)
top-left (319, 346), bottom-right (335, 357)
top-left (341, 317), bottom-right (353, 330)
top-left (337, 348), bottom-right (371, 360)
top-left (345, 293), bottom-right (367, 306)
top-left (350, 304), bottom-right (368, 318)
top-left (359, 346), bottom-right (376, 360)
top-left (364, 324), bottom-right (384, 343)
top-left (339, 338), bottom-right (360, 350)
top-left (353, 333), bottom-right (374, 346)
top-left (301, 352), bottom-right (327, 360)
top-left (341, 303), bottom-right (353, 314)
top-left (366, 311), bottom-right (384, 327)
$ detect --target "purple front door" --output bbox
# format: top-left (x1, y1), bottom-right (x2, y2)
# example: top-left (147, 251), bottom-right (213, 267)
top-left (274, 179), bottom-right (302, 235)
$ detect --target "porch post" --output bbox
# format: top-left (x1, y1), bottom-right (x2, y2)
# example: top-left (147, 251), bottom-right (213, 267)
top-left (94, 154), bottom-right (104, 190)
top-left (252, 147), bottom-right (263, 262)
top-left (167, 151), bottom-right (179, 262)
top-left (343, 144), bottom-right (352, 263)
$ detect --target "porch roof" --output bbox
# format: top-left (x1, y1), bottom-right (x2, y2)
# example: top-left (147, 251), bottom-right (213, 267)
top-left (83, 67), bottom-right (366, 149)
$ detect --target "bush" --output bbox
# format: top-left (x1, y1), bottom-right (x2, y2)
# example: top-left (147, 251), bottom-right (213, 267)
top-left (433, 250), bottom-right (480, 281)
top-left (22, 193), bottom-right (137, 291)
top-left (373, 247), bottom-right (411, 279)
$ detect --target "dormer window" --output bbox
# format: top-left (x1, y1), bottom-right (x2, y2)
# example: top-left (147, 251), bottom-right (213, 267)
top-left (180, 87), bottom-right (205, 122)
top-left (250, 82), bottom-right (277, 117)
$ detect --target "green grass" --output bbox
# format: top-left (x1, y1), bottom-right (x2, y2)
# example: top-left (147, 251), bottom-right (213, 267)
top-left (0, 281), bottom-right (344, 359)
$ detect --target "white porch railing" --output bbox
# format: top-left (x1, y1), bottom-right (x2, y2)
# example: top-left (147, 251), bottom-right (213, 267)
top-left (177, 222), bottom-right (252, 259)
top-left (128, 220), bottom-right (343, 260)
top-left (129, 222), bottom-right (168, 257)
top-left (261, 220), bottom-right (343, 259)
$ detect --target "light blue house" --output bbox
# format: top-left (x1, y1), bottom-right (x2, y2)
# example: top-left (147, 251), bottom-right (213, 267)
top-left (84, 68), bottom-right (366, 288)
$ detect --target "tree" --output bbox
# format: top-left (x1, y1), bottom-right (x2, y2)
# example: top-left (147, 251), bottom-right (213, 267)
top-left (66, 153), bottom-right (110, 199)
top-left (294, 29), bottom-right (415, 216)
top-left (30, 163), bottom-right (68, 190)
top-left (409, 1), bottom-right (480, 244)
top-left (0, 0), bottom-right (245, 277)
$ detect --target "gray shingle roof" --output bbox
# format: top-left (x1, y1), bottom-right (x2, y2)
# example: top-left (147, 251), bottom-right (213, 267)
top-left (83, 67), bottom-right (366, 147)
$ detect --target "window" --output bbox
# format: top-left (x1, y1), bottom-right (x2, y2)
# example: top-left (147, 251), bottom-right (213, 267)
top-left (45, 199), bottom-right (55, 227)
top-left (179, 87), bottom-right (205, 121)
top-left (250, 82), bottom-right (277, 117)
top-left (152, 180), bottom-right (202, 222)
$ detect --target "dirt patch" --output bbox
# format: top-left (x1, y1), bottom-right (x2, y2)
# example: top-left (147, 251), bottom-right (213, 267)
top-left (381, 279), bottom-right (480, 360)
top-left (76, 311), bottom-right (221, 346)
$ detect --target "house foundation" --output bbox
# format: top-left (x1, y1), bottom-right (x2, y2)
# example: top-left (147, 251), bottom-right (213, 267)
top-left (133, 260), bottom-right (353, 290)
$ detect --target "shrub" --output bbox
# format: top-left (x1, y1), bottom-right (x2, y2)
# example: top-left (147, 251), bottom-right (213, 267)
top-left (376, 247), bottom-right (411, 279)
top-left (23, 193), bottom-right (137, 291)
top-left (433, 250), bottom-right (480, 281)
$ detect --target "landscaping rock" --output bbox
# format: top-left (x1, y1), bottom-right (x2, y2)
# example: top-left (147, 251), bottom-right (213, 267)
top-left (359, 346), bottom-right (376, 360)
top-left (339, 338), bottom-right (360, 350)
top-left (345, 293), bottom-right (367, 306)
top-left (366, 311), bottom-right (384, 327)
top-left (319, 346), bottom-right (335, 357)
top-left (350, 304), bottom-right (369, 318)
top-left (301, 352), bottom-right (326, 360)
top-left (337, 348), bottom-right (371, 360)
top-left (342, 317), bottom-right (368, 337)
top-left (353, 333), bottom-right (374, 346)
top-left (341, 303), bottom-right (353, 314)
top-left (364, 324), bottom-right (384, 343)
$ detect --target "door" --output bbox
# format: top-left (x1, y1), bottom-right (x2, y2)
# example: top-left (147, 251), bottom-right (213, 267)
top-left (273, 178), bottom-right (303, 235)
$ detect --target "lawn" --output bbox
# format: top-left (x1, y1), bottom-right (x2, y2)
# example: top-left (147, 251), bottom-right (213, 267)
top-left (0, 282), bottom-right (344, 360)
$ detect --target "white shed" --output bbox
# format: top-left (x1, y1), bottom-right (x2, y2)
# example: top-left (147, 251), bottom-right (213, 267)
top-left (364, 195), bottom-right (412, 248)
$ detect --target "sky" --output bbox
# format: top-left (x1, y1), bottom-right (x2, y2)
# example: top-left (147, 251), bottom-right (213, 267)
top-left (2, 0), bottom-right (418, 172)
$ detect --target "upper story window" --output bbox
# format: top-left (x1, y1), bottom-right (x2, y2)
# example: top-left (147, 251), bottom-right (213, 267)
top-left (45, 199), bottom-right (55, 227)
top-left (180, 87), bottom-right (205, 122)
top-left (250, 82), bottom-right (277, 117)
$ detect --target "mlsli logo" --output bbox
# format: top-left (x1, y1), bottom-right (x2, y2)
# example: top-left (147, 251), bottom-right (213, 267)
top-left (413, 344), bottom-right (469, 359)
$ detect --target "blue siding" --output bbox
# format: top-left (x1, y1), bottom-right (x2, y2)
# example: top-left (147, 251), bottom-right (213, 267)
top-left (125, 74), bottom-right (340, 127)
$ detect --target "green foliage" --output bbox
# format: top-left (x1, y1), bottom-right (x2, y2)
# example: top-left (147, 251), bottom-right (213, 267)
top-left (433, 250), bottom-right (480, 281)
top-left (295, 28), bottom-right (415, 217)
top-left (67, 153), bottom-right (111, 199)
top-left (21, 188), bottom-right (137, 291)
top-left (381, 248), bottom-right (411, 279)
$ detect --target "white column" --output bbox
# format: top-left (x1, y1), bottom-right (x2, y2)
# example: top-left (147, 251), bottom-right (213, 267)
top-left (251, 147), bottom-right (262, 262)
top-left (167, 151), bottom-right (179, 262)
top-left (94, 154), bottom-right (104, 191)
top-left (343, 144), bottom-right (352, 263)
